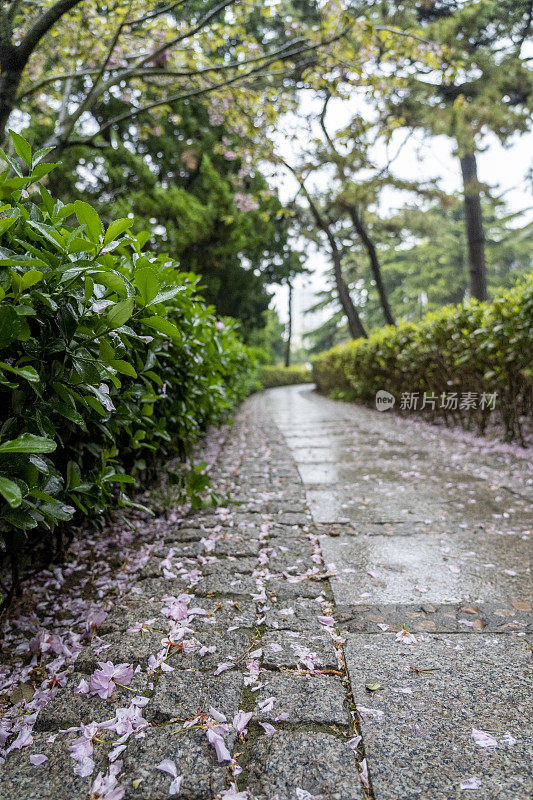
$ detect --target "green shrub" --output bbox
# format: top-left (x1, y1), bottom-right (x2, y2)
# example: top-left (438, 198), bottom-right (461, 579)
top-left (0, 134), bottom-right (254, 598)
top-left (313, 278), bottom-right (533, 442)
top-left (260, 364), bottom-right (313, 389)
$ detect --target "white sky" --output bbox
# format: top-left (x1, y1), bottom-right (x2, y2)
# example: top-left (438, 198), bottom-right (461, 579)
top-left (269, 93), bottom-right (533, 341)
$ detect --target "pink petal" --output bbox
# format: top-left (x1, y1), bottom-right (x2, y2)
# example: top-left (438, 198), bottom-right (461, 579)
top-left (460, 776), bottom-right (482, 790)
top-left (169, 775), bottom-right (184, 795)
top-left (471, 729), bottom-right (498, 748)
top-left (156, 759), bottom-right (178, 777)
top-left (259, 722), bottom-right (276, 735)
top-left (30, 754), bottom-right (48, 765)
top-left (232, 711), bottom-right (253, 735)
top-left (208, 707), bottom-right (227, 723)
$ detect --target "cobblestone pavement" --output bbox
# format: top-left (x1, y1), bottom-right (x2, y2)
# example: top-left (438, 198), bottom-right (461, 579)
top-left (1, 386), bottom-right (531, 799)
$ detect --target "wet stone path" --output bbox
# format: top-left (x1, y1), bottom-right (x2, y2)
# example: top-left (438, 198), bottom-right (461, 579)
top-left (1, 385), bottom-right (532, 799)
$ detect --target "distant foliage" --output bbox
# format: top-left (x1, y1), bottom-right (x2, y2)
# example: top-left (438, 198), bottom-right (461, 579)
top-left (313, 278), bottom-right (533, 442)
top-left (260, 365), bottom-right (313, 389)
top-left (0, 135), bottom-right (255, 599)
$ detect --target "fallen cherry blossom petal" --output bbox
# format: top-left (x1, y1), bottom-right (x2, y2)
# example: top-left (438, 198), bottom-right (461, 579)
top-left (206, 729), bottom-right (231, 762)
top-left (233, 711), bottom-right (253, 735)
top-left (356, 705), bottom-right (385, 721)
top-left (258, 722), bottom-right (276, 735)
top-left (214, 662), bottom-right (232, 675)
top-left (460, 777), bottom-right (482, 790)
top-left (217, 783), bottom-right (249, 799)
top-left (29, 754), bottom-right (48, 765)
top-left (359, 757), bottom-right (370, 789)
top-left (257, 696), bottom-right (276, 713)
top-left (156, 759), bottom-right (179, 777)
top-left (395, 629), bottom-right (418, 644)
top-left (471, 729), bottom-right (498, 748)
top-left (209, 707), bottom-right (227, 723)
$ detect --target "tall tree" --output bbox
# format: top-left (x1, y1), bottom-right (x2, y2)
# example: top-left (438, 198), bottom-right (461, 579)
top-left (286, 164), bottom-right (367, 340)
top-left (318, 93), bottom-right (396, 325)
top-left (366, 0), bottom-right (533, 300)
top-left (0, 0), bottom-right (333, 152)
top-left (43, 96), bottom-right (298, 334)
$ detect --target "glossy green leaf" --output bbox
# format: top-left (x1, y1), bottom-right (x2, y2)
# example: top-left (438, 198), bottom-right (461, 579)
top-left (74, 200), bottom-right (103, 242)
top-left (0, 476), bottom-right (22, 507)
top-left (0, 433), bottom-right (56, 453)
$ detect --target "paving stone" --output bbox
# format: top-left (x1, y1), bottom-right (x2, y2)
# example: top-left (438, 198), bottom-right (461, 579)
top-left (34, 671), bottom-right (151, 731)
top-left (200, 555), bottom-right (257, 575)
top-left (99, 599), bottom-right (168, 634)
top-left (121, 725), bottom-right (232, 799)
top-left (246, 731), bottom-right (364, 800)
top-left (194, 571), bottom-right (257, 598)
top-left (213, 536), bottom-right (261, 556)
top-left (344, 633), bottom-right (533, 799)
top-left (76, 629), bottom-right (166, 672)
top-left (192, 596), bottom-right (256, 629)
top-left (102, 595), bottom-right (255, 634)
top-left (139, 554), bottom-right (199, 580)
top-left (149, 671), bottom-right (243, 722)
top-left (264, 597), bottom-right (323, 630)
top-left (154, 541), bottom-right (204, 558)
top-left (76, 627), bottom-right (252, 673)
top-left (271, 512), bottom-right (310, 525)
top-left (265, 546), bottom-right (317, 574)
top-left (261, 630), bottom-right (338, 669)
top-left (254, 673), bottom-right (348, 724)
top-left (335, 601), bottom-right (533, 633)
top-left (0, 731), bottom-right (104, 800)
top-left (265, 576), bottom-right (326, 600)
top-left (126, 576), bottom-right (190, 600)
top-left (163, 526), bottom-right (208, 543)
top-left (320, 532), bottom-right (532, 606)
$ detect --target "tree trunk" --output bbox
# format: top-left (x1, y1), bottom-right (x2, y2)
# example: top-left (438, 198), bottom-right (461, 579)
top-left (330, 237), bottom-right (367, 340)
top-left (284, 281), bottom-right (292, 367)
top-left (0, 47), bottom-right (23, 143)
top-left (460, 152), bottom-right (487, 301)
top-left (348, 206), bottom-right (396, 326)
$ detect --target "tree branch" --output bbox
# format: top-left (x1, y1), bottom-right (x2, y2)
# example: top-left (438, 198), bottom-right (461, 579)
top-left (17, 36), bottom-right (308, 100)
top-left (132, 0), bottom-right (237, 73)
top-left (54, 42), bottom-right (325, 149)
top-left (18, 0), bottom-right (83, 64)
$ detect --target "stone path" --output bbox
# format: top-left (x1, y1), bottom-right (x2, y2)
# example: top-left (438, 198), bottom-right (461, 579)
top-left (1, 385), bottom-right (531, 799)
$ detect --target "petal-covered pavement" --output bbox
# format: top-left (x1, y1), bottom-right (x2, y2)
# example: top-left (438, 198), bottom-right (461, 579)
top-left (1, 385), bottom-right (531, 799)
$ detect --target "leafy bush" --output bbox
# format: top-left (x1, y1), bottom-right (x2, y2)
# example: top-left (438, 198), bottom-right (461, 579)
top-left (260, 365), bottom-right (313, 389)
top-left (0, 134), bottom-right (254, 601)
top-left (313, 278), bottom-right (533, 442)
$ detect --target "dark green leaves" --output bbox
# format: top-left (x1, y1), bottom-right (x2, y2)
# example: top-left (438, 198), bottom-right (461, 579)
top-left (0, 477), bottom-right (22, 507)
top-left (106, 298), bottom-right (134, 329)
top-left (140, 315), bottom-right (181, 339)
top-left (0, 131), bottom-right (256, 578)
top-left (104, 218), bottom-right (133, 245)
top-left (0, 434), bottom-right (56, 453)
top-left (74, 200), bottom-right (103, 242)
top-left (134, 267), bottom-right (160, 306)
top-left (9, 131), bottom-right (32, 166)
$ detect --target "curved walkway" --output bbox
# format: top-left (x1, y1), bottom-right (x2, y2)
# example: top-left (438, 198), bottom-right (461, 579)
top-left (1, 386), bottom-right (531, 800)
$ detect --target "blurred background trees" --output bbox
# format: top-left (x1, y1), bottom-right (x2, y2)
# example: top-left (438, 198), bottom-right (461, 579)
top-left (1, 0), bottom-right (531, 363)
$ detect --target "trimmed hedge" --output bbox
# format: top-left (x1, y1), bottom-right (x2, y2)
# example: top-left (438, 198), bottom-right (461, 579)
top-left (260, 364), bottom-right (313, 389)
top-left (313, 278), bottom-right (533, 442)
top-left (0, 135), bottom-right (255, 601)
